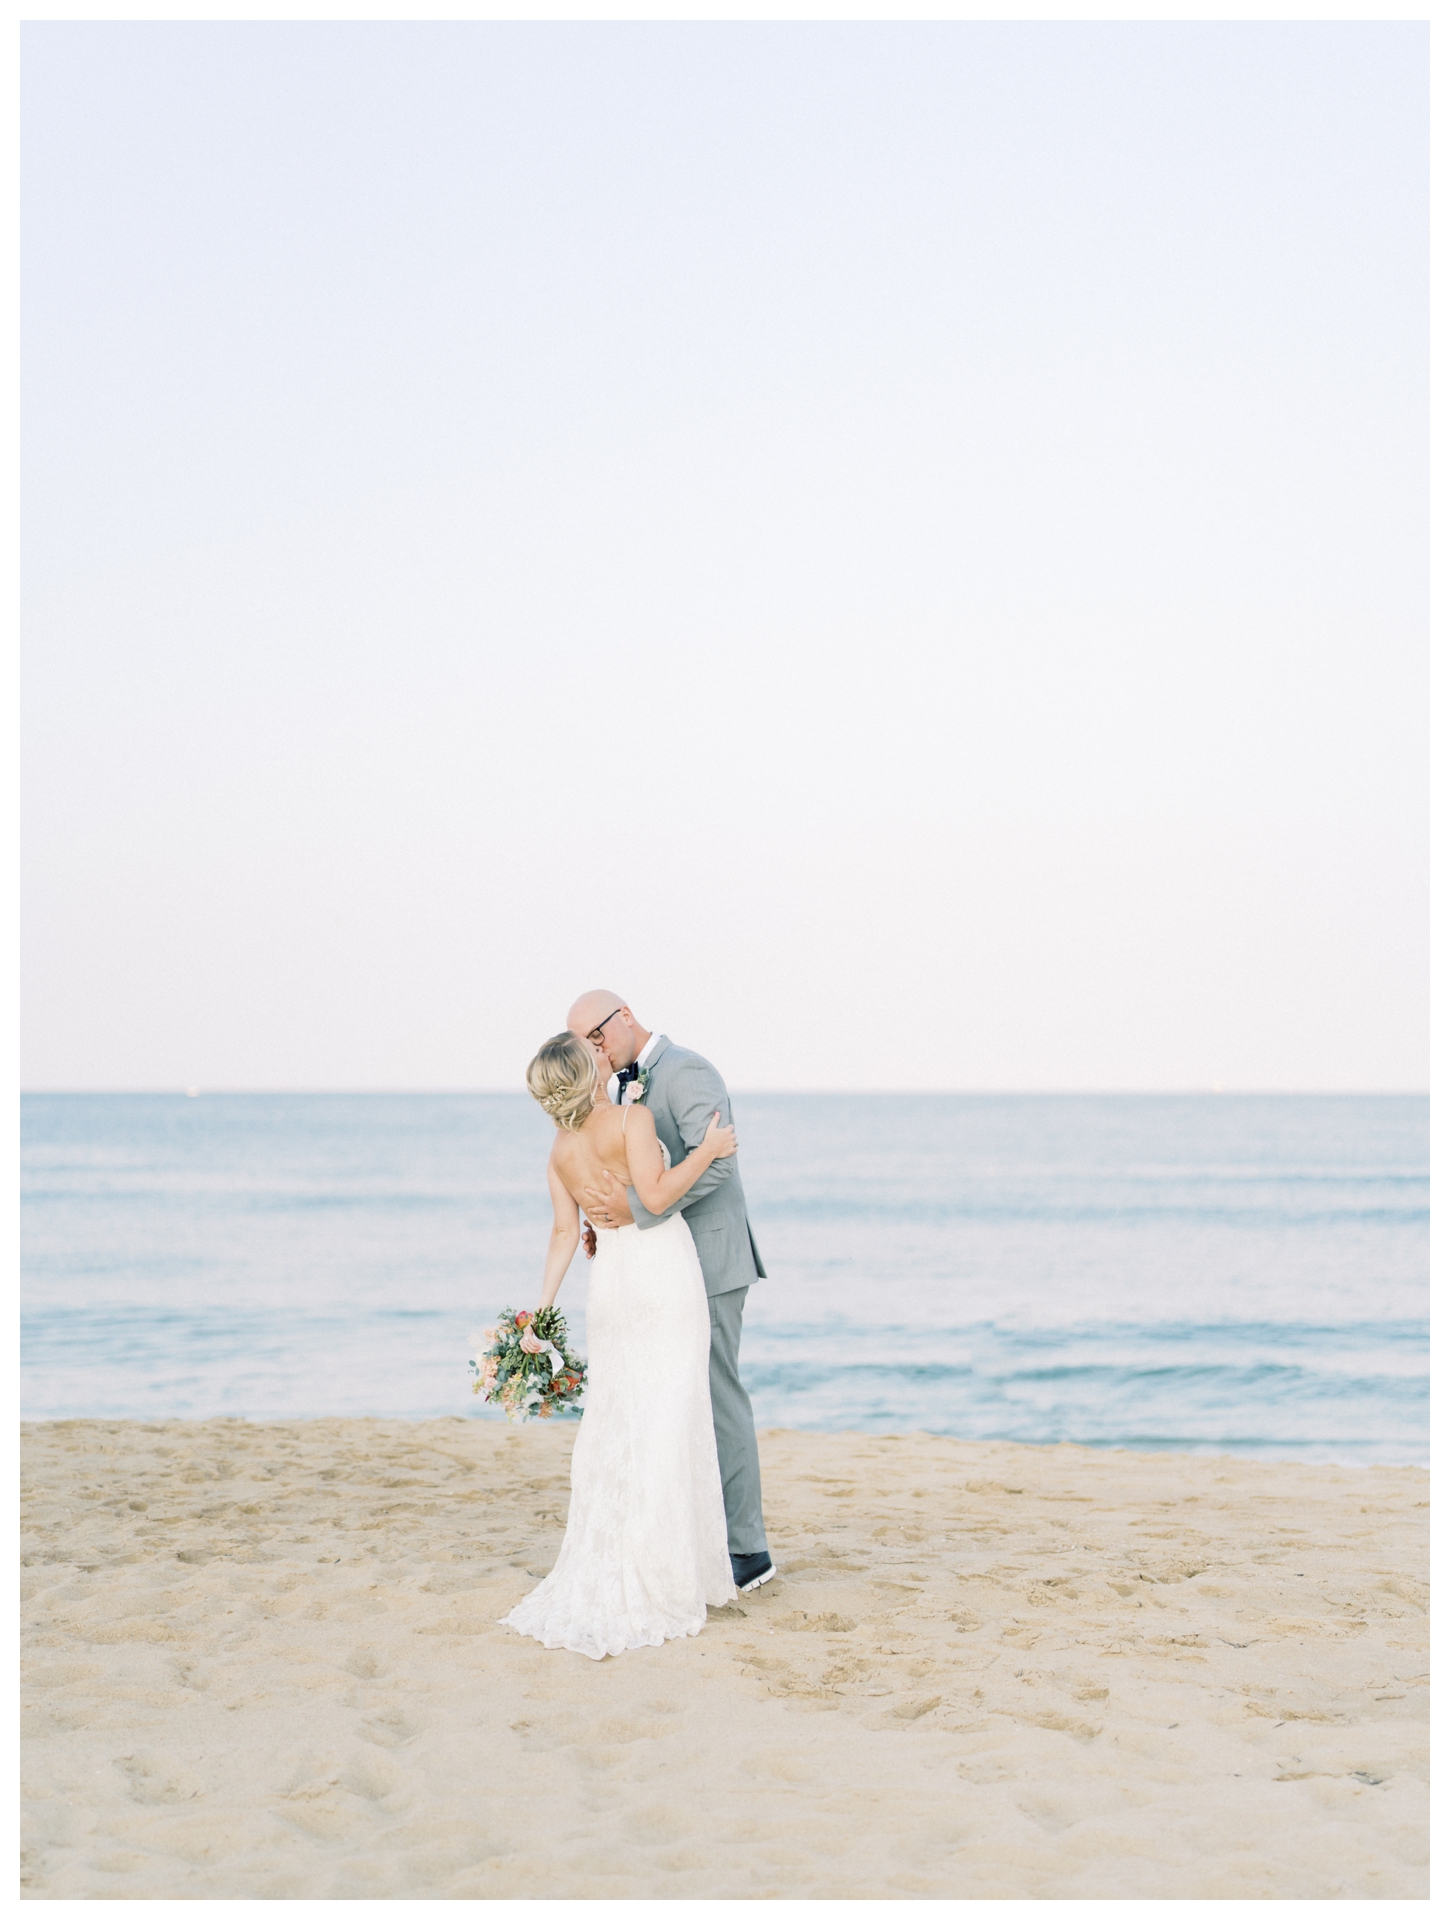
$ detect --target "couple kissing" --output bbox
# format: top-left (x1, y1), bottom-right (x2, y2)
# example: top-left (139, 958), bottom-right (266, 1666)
top-left (500, 992), bottom-right (772, 1661)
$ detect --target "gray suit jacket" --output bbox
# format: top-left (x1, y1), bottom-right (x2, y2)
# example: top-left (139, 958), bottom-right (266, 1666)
top-left (621, 1035), bottom-right (766, 1297)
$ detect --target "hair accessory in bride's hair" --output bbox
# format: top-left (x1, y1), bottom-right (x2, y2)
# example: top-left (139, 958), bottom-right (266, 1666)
top-left (525, 1032), bottom-right (598, 1131)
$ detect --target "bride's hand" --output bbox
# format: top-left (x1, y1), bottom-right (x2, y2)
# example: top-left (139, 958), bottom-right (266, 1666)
top-left (702, 1112), bottom-right (737, 1161)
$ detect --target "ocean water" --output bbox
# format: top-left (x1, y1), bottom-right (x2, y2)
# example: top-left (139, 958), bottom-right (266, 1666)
top-left (20, 1093), bottom-right (1428, 1464)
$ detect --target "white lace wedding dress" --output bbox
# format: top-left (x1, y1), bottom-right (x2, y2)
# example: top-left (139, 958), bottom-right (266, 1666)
top-left (501, 1151), bottom-right (736, 1660)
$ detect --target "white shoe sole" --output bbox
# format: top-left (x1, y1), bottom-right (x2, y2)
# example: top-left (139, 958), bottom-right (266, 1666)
top-left (738, 1564), bottom-right (776, 1593)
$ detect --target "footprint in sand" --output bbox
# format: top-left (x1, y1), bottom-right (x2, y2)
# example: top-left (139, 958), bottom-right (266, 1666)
top-left (113, 1750), bottom-right (203, 1805)
top-left (358, 1707), bottom-right (421, 1750)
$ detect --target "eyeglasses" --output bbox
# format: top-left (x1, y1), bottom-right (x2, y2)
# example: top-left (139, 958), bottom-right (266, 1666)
top-left (584, 1009), bottom-right (623, 1045)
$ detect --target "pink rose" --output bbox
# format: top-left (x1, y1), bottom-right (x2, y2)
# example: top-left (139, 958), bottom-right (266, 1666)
top-left (520, 1331), bottom-right (545, 1354)
top-left (622, 1082), bottom-right (644, 1106)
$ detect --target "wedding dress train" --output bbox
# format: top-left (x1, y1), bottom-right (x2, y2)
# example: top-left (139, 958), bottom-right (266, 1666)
top-left (502, 1173), bottom-right (735, 1660)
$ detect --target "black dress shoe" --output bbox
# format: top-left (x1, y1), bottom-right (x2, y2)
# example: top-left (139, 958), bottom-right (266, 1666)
top-left (731, 1550), bottom-right (775, 1592)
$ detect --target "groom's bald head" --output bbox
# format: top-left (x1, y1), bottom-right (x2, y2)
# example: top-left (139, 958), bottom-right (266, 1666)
top-left (567, 990), bottom-right (650, 1072)
top-left (568, 989), bottom-right (623, 1035)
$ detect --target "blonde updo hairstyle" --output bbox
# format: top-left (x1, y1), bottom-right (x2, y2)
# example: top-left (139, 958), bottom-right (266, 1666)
top-left (526, 1031), bottom-right (601, 1132)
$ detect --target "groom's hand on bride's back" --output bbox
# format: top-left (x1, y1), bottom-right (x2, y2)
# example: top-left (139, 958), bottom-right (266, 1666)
top-left (580, 1168), bottom-right (635, 1230)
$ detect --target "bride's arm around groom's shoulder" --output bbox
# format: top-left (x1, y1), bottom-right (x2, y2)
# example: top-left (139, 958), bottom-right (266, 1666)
top-left (632, 1046), bottom-right (739, 1230)
top-left (623, 1100), bottom-right (737, 1216)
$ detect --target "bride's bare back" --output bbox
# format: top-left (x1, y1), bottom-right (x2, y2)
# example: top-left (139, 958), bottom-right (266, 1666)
top-left (551, 1105), bottom-right (632, 1209)
top-left (549, 1099), bottom-right (736, 1233)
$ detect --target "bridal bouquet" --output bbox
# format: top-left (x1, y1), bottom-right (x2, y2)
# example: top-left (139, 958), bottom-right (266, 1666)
top-left (470, 1306), bottom-right (587, 1423)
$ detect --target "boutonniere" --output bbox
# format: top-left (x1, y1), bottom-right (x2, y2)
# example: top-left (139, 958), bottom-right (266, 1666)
top-left (622, 1067), bottom-right (651, 1106)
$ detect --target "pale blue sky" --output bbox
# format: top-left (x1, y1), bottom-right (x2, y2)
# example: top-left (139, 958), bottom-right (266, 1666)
top-left (21, 22), bottom-right (1428, 1089)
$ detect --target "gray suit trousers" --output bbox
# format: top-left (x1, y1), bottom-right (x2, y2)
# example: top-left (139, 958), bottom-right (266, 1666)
top-left (708, 1287), bottom-right (766, 1556)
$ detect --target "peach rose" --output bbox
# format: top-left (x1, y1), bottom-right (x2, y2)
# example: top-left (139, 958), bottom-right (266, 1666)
top-left (514, 1310), bottom-right (531, 1329)
top-left (482, 1358), bottom-right (499, 1389)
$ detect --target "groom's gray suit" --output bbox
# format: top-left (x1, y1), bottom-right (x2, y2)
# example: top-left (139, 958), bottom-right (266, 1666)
top-left (619, 1035), bottom-right (767, 1557)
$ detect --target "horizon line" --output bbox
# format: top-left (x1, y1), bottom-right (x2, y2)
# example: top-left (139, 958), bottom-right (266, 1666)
top-left (18, 1085), bottom-right (1430, 1098)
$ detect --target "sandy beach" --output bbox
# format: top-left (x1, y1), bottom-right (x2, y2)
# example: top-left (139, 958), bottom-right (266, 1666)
top-left (21, 1418), bottom-right (1427, 1899)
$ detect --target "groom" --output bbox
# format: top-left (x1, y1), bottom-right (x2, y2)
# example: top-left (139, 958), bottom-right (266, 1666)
top-left (567, 991), bottom-right (774, 1593)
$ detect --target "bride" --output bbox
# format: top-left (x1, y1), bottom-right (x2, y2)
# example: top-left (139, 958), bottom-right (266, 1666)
top-left (501, 1030), bottom-right (739, 1659)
